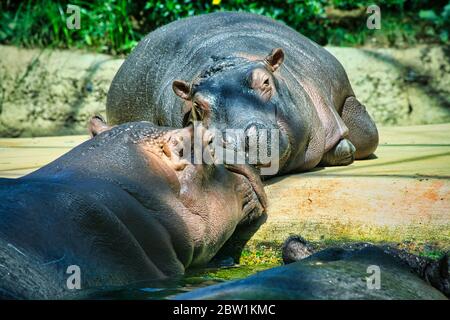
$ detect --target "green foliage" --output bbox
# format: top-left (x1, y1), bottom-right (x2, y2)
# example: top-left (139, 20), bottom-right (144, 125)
top-left (0, 0), bottom-right (448, 55)
top-left (419, 2), bottom-right (450, 43)
top-left (0, 0), bottom-right (139, 55)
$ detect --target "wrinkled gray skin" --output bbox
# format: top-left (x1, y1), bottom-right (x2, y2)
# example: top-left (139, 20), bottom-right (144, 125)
top-left (175, 240), bottom-right (449, 300)
top-left (107, 12), bottom-right (378, 175)
top-left (0, 120), bottom-right (266, 299)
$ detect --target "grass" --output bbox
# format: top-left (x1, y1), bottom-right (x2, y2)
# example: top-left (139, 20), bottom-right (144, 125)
top-left (237, 218), bottom-right (449, 264)
top-left (0, 0), bottom-right (449, 55)
top-left (0, 0), bottom-right (139, 55)
top-left (237, 239), bottom-right (448, 266)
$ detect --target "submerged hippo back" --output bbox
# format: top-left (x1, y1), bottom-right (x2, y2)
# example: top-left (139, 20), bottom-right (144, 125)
top-left (174, 246), bottom-right (448, 300)
top-left (107, 12), bottom-right (352, 127)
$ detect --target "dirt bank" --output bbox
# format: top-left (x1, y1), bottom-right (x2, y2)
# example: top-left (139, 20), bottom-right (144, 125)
top-left (0, 46), bottom-right (122, 137)
top-left (0, 45), bottom-right (449, 137)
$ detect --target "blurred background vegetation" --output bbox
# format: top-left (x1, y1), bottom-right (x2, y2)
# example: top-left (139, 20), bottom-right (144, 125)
top-left (0, 0), bottom-right (449, 56)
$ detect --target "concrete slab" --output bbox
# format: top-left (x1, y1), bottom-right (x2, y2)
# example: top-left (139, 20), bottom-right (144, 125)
top-left (246, 123), bottom-right (450, 260)
top-left (0, 135), bottom-right (88, 178)
top-left (0, 124), bottom-right (449, 257)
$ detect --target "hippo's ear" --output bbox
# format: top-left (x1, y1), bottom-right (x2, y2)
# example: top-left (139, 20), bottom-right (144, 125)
top-left (172, 80), bottom-right (191, 100)
top-left (88, 115), bottom-right (111, 137)
top-left (264, 48), bottom-right (285, 72)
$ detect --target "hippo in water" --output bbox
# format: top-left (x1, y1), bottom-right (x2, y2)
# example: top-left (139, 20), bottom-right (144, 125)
top-left (0, 118), bottom-right (266, 299)
top-left (175, 237), bottom-right (449, 300)
top-left (107, 12), bottom-right (378, 175)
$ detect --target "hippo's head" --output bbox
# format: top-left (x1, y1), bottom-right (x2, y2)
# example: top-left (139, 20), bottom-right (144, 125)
top-left (172, 48), bottom-right (293, 175)
top-left (88, 116), bottom-right (267, 224)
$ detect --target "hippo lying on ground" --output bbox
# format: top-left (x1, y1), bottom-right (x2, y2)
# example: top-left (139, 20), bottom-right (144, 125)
top-left (0, 118), bottom-right (266, 299)
top-left (175, 237), bottom-right (449, 300)
top-left (107, 12), bottom-right (378, 175)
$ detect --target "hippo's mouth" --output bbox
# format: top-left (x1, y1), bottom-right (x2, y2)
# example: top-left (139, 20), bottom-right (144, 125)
top-left (224, 163), bottom-right (267, 215)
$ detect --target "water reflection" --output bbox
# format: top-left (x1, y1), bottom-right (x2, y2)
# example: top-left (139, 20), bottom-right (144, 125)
top-left (82, 264), bottom-right (278, 300)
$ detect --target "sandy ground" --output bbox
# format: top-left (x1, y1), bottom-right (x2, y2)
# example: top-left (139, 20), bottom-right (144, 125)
top-left (0, 124), bottom-right (449, 253)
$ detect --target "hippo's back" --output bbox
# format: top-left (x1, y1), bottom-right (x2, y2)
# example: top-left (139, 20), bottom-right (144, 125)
top-left (107, 12), bottom-right (352, 126)
top-left (174, 246), bottom-right (447, 300)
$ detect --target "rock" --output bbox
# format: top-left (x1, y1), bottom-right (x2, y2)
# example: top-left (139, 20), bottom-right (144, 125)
top-left (328, 46), bottom-right (450, 125)
top-left (0, 45), bottom-right (123, 137)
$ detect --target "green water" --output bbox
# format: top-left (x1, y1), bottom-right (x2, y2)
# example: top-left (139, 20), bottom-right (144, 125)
top-left (87, 263), bottom-right (279, 300)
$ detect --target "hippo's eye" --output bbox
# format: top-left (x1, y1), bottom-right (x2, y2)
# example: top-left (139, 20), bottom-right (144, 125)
top-left (249, 68), bottom-right (274, 100)
top-left (190, 99), bottom-right (209, 122)
top-left (162, 143), bottom-right (171, 158)
top-left (249, 69), bottom-right (274, 102)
